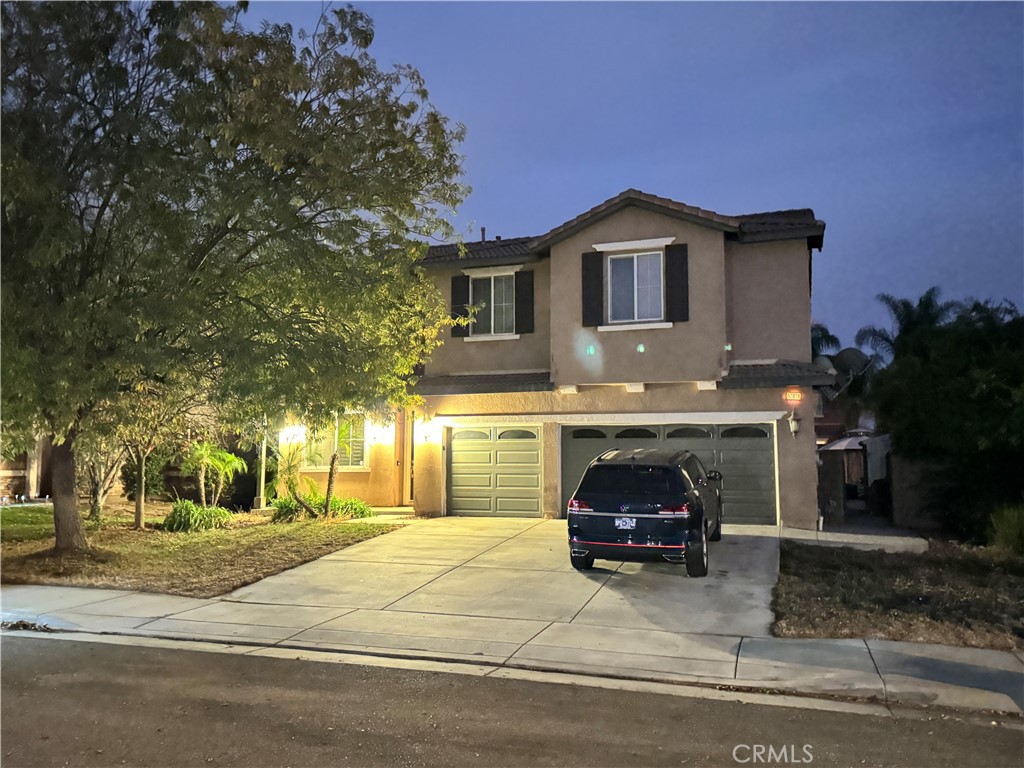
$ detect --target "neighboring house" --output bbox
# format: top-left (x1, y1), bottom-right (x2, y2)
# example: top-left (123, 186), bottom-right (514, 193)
top-left (290, 189), bottom-right (833, 529)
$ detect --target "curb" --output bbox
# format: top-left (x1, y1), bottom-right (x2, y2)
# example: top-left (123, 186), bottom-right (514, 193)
top-left (3, 619), bottom-right (1021, 721)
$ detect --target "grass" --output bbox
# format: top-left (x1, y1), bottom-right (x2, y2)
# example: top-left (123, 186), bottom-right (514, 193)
top-left (1, 501), bottom-right (398, 598)
top-left (773, 540), bottom-right (1024, 651)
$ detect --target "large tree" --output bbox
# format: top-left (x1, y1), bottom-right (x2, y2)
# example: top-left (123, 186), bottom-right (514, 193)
top-left (1, 2), bottom-right (465, 551)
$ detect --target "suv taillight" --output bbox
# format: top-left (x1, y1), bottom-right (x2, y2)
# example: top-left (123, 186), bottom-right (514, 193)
top-left (659, 503), bottom-right (692, 517)
top-left (568, 498), bottom-right (593, 514)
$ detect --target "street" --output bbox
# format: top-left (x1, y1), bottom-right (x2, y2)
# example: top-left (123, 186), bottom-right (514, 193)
top-left (1, 636), bottom-right (1020, 767)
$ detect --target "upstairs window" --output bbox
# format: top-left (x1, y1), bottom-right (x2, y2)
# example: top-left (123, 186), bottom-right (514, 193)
top-left (608, 252), bottom-right (663, 323)
top-left (471, 274), bottom-right (515, 335)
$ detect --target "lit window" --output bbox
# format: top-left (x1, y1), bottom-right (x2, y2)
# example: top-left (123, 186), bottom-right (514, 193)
top-left (609, 252), bottom-right (663, 323)
top-left (471, 274), bottom-right (515, 335)
top-left (304, 417), bottom-right (366, 468)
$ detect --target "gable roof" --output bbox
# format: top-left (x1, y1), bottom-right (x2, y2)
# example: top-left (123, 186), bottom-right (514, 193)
top-left (423, 189), bottom-right (825, 265)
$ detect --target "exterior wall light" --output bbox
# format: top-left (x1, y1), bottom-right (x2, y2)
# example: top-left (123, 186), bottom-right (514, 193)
top-left (279, 424), bottom-right (307, 445)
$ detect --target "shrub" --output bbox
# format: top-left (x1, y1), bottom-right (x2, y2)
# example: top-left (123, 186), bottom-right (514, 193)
top-left (338, 497), bottom-right (374, 519)
top-left (271, 496), bottom-right (303, 523)
top-left (121, 450), bottom-right (170, 500)
top-left (163, 499), bottom-right (232, 532)
top-left (989, 504), bottom-right (1024, 554)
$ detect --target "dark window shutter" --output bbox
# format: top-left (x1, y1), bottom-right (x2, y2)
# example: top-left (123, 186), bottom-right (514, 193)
top-left (581, 251), bottom-right (604, 327)
top-left (665, 244), bottom-right (689, 322)
top-left (451, 274), bottom-right (470, 337)
top-left (514, 270), bottom-right (534, 334)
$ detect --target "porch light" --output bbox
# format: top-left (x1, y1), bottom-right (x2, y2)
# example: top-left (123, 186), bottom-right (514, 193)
top-left (368, 421), bottom-right (395, 444)
top-left (279, 424), bottom-right (307, 445)
top-left (419, 419), bottom-right (441, 444)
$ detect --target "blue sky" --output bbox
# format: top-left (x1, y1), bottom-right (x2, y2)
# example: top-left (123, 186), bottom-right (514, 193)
top-left (253, 1), bottom-right (1023, 348)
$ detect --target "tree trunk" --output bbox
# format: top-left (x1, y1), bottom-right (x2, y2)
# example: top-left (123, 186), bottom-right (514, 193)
top-left (86, 463), bottom-right (103, 523)
top-left (211, 475), bottom-right (223, 508)
top-left (134, 452), bottom-right (146, 530)
top-left (51, 434), bottom-right (89, 553)
top-left (198, 464), bottom-right (207, 507)
top-left (324, 450), bottom-right (339, 518)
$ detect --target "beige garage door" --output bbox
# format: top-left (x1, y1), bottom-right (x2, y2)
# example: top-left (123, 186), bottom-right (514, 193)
top-left (447, 426), bottom-right (543, 517)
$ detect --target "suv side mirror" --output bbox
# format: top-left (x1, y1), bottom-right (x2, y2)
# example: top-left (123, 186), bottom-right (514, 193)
top-left (707, 470), bottom-right (723, 482)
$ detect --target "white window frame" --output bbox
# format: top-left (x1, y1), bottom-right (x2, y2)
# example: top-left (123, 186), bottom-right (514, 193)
top-left (303, 416), bottom-right (370, 471)
top-left (469, 271), bottom-right (517, 336)
top-left (607, 250), bottom-right (665, 324)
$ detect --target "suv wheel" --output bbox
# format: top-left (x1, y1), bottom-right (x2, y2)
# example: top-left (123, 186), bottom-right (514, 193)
top-left (709, 503), bottom-right (722, 542)
top-left (686, 521), bottom-right (710, 578)
top-left (571, 552), bottom-right (595, 571)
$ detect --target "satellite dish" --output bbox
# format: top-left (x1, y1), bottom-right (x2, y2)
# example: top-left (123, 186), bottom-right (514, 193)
top-left (832, 347), bottom-right (871, 377)
top-left (813, 355), bottom-right (837, 373)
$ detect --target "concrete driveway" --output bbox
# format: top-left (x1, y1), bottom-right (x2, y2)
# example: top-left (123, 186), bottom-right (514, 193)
top-left (218, 516), bottom-right (779, 674)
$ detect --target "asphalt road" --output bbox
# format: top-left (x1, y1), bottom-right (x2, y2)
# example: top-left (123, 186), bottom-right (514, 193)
top-left (1, 636), bottom-right (1020, 768)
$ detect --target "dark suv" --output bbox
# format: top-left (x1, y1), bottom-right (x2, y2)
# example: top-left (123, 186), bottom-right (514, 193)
top-left (566, 448), bottom-right (723, 577)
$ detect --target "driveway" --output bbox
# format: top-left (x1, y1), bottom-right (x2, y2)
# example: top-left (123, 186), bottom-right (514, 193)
top-left (216, 516), bottom-right (780, 676)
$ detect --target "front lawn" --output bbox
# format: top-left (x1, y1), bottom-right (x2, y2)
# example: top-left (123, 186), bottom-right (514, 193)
top-left (1, 503), bottom-right (398, 598)
top-left (773, 540), bottom-right (1024, 651)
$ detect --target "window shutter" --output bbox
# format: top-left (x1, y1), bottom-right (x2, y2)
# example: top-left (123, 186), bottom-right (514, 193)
top-left (665, 244), bottom-right (689, 322)
top-left (514, 270), bottom-right (534, 334)
top-left (451, 274), bottom-right (470, 337)
top-left (581, 251), bottom-right (604, 327)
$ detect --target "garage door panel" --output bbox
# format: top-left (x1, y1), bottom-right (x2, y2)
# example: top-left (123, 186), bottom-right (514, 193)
top-left (449, 496), bottom-right (495, 513)
top-left (496, 450), bottom-right (540, 465)
top-left (451, 451), bottom-right (494, 465)
top-left (450, 472), bottom-right (494, 488)
top-left (496, 497), bottom-right (541, 513)
top-left (496, 473), bottom-right (540, 489)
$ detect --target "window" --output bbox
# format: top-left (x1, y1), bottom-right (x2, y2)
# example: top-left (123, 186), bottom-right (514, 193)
top-left (721, 426), bottom-right (770, 439)
top-left (615, 427), bottom-right (658, 439)
top-left (452, 429), bottom-right (490, 440)
top-left (498, 429), bottom-right (537, 440)
top-left (609, 252), bottom-right (663, 323)
top-left (471, 274), bottom-right (515, 335)
top-left (304, 417), bottom-right (366, 468)
top-left (579, 465), bottom-right (682, 496)
top-left (571, 429), bottom-right (607, 439)
top-left (666, 427), bottom-right (713, 439)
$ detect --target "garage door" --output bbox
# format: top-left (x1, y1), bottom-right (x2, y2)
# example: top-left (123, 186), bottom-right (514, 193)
top-left (448, 426), bottom-right (542, 517)
top-left (560, 423), bottom-right (776, 525)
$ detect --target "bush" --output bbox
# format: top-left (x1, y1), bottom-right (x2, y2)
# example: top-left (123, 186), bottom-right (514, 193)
top-left (270, 496), bottom-right (303, 523)
top-left (338, 497), bottom-right (374, 519)
top-left (990, 504), bottom-right (1024, 554)
top-left (121, 451), bottom-right (170, 501)
top-left (270, 493), bottom-right (374, 522)
top-left (163, 499), bottom-right (232, 532)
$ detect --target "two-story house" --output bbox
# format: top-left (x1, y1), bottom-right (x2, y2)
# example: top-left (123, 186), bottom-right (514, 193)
top-left (290, 189), bottom-right (832, 529)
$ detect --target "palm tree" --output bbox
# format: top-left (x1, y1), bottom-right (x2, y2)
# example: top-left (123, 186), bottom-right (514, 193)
top-left (811, 323), bottom-right (841, 359)
top-left (855, 287), bottom-right (961, 363)
top-left (208, 450), bottom-right (247, 508)
top-left (181, 442), bottom-right (215, 507)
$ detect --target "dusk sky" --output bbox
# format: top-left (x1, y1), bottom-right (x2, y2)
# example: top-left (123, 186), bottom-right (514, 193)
top-left (255, 1), bottom-right (1024, 349)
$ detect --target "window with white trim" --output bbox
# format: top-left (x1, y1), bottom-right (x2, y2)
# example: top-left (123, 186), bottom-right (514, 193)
top-left (470, 273), bottom-right (515, 335)
top-left (608, 252), bottom-right (663, 323)
top-left (304, 416), bottom-right (367, 469)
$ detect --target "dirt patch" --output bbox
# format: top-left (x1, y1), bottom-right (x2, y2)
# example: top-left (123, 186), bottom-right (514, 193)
top-left (773, 540), bottom-right (1024, 651)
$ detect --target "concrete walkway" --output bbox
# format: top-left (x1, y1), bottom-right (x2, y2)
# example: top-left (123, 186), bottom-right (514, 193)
top-left (2, 518), bottom-right (1020, 714)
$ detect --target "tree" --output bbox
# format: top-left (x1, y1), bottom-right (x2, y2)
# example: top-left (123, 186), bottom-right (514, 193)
top-left (855, 287), bottom-right (962, 363)
top-left (2, 3), bottom-right (465, 551)
top-left (75, 431), bottom-right (126, 523)
top-left (866, 294), bottom-right (1024, 539)
top-left (811, 322), bottom-right (841, 359)
top-left (207, 450), bottom-right (247, 509)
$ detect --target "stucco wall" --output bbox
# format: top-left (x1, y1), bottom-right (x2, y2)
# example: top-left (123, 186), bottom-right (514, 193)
top-left (425, 260), bottom-right (551, 375)
top-left (725, 239), bottom-right (812, 362)
top-left (549, 207), bottom-right (728, 385)
top-left (295, 439), bottom-right (401, 507)
top-left (413, 384), bottom-right (820, 529)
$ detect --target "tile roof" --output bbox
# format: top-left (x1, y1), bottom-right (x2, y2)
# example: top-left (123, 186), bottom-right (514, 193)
top-left (413, 371), bottom-right (554, 396)
top-left (422, 189), bottom-right (825, 266)
top-left (719, 360), bottom-right (836, 390)
top-left (423, 236), bottom-right (536, 264)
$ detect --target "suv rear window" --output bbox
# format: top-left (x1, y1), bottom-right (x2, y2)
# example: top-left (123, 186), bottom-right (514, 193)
top-left (578, 465), bottom-right (682, 496)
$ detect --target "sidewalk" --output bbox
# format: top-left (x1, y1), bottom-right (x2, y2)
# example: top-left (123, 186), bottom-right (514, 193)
top-left (3, 582), bottom-right (1021, 715)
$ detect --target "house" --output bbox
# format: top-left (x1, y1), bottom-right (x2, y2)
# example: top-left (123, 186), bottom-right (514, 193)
top-left (289, 189), bottom-right (833, 529)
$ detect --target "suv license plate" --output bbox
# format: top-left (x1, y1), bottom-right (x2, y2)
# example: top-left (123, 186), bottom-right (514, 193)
top-left (615, 517), bottom-right (637, 530)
